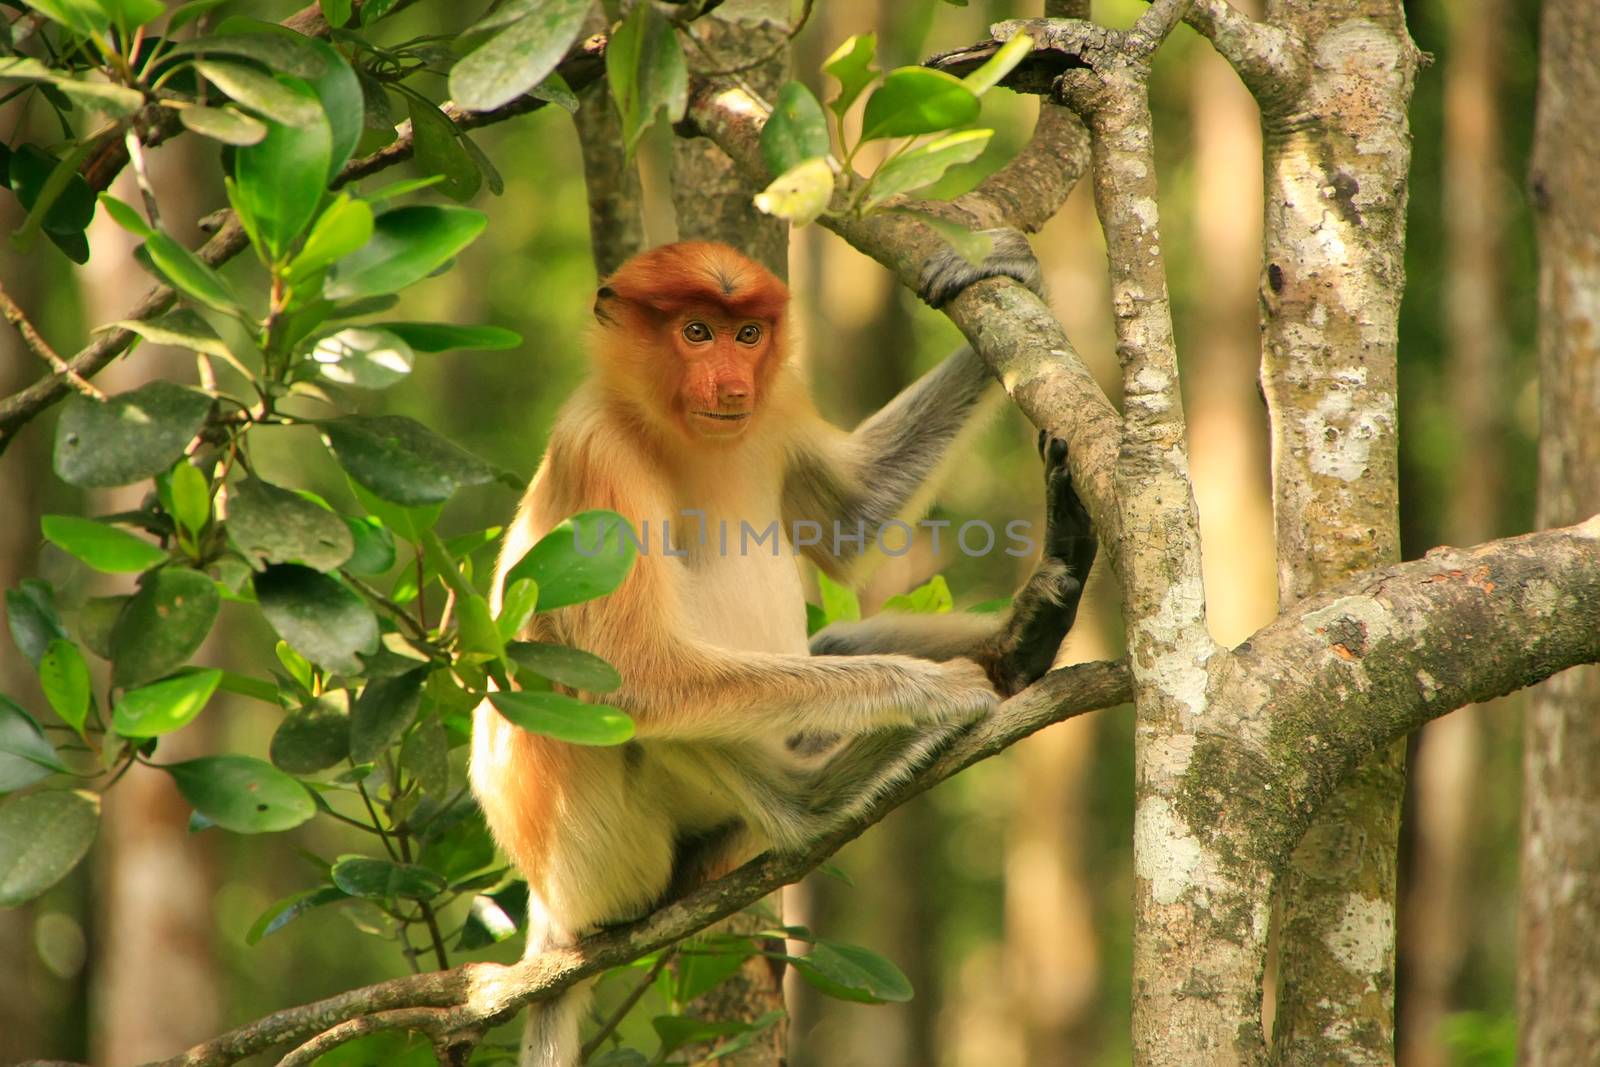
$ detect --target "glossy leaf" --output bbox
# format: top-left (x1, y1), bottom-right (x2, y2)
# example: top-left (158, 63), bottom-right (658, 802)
top-left (287, 194), bottom-right (373, 280)
top-left (113, 668), bottom-right (222, 738)
top-left (761, 81), bottom-right (830, 177)
top-left (0, 57), bottom-right (143, 116)
top-left (6, 580), bottom-right (65, 667)
top-left (859, 68), bottom-right (980, 142)
top-left (40, 515), bottom-right (167, 573)
top-left (311, 327), bottom-right (414, 389)
top-left (332, 855), bottom-right (447, 901)
top-left (341, 516), bottom-right (397, 576)
top-left (231, 76), bottom-right (332, 260)
top-left (166, 755), bottom-right (315, 833)
top-left (177, 105), bottom-right (268, 146)
top-left (246, 884), bottom-right (344, 943)
top-left (349, 669), bottom-right (425, 763)
top-left (0, 790), bottom-right (99, 906)
top-left (449, 0), bottom-right (589, 112)
top-left (792, 940), bottom-right (914, 1003)
top-left (54, 381), bottom-right (211, 488)
top-left (399, 714), bottom-right (448, 799)
top-left (270, 693), bottom-right (350, 773)
top-left (227, 478), bottom-right (354, 572)
top-left (97, 193), bottom-right (153, 237)
top-left (405, 96), bottom-right (481, 202)
top-left (325, 205), bottom-right (486, 300)
top-left (816, 569), bottom-right (861, 624)
top-left (496, 578), bottom-right (539, 641)
top-left (15, 0), bottom-right (107, 36)
top-left (254, 564), bottom-right (378, 675)
top-left (503, 510), bottom-right (637, 611)
top-left (144, 229), bottom-right (240, 312)
top-left (74, 595), bottom-right (125, 661)
top-left (110, 569), bottom-right (220, 689)
top-left (880, 573), bottom-right (954, 615)
top-left (753, 157), bottom-right (835, 226)
top-left (458, 891), bottom-right (519, 948)
top-left (606, 0), bottom-right (687, 153)
top-left (163, 35), bottom-right (328, 79)
top-left (823, 33), bottom-right (877, 119)
top-left (193, 60), bottom-right (323, 125)
top-left (7, 143), bottom-right (95, 261)
top-left (304, 38), bottom-right (363, 180)
top-left (0, 696), bottom-right (66, 792)
top-left (489, 690), bottom-right (633, 746)
top-left (110, 309), bottom-right (232, 360)
top-left (168, 461), bottom-right (212, 538)
top-left (37, 639), bottom-right (90, 737)
top-left (378, 321), bottom-right (521, 352)
top-left (321, 414), bottom-right (497, 506)
top-left (506, 641), bottom-right (620, 694)
top-left (863, 128), bottom-right (993, 209)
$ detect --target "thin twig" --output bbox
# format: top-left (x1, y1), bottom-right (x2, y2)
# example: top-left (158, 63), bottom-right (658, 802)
top-left (273, 1007), bottom-right (452, 1067)
top-left (578, 950), bottom-right (675, 1062)
top-left (124, 125), bottom-right (162, 227)
top-left (0, 282), bottom-right (106, 400)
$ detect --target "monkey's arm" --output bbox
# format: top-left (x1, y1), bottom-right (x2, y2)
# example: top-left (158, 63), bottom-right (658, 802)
top-left (810, 435), bottom-right (1097, 696)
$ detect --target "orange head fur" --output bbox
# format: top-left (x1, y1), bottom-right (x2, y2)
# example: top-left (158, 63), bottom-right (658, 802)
top-left (591, 241), bottom-right (790, 446)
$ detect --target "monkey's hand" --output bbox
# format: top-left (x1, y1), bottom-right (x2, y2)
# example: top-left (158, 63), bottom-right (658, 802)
top-left (917, 228), bottom-right (1045, 309)
top-left (913, 657), bottom-right (1002, 725)
top-left (983, 434), bottom-right (1097, 696)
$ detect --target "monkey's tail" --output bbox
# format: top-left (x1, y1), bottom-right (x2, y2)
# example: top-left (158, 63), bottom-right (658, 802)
top-left (519, 980), bottom-right (594, 1067)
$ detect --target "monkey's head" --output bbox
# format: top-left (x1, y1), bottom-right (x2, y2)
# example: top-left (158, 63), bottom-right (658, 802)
top-left (592, 241), bottom-right (789, 444)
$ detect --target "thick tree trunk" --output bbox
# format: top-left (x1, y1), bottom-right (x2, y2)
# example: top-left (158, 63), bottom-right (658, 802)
top-left (1255, 5), bottom-right (1416, 1063)
top-left (1518, 2), bottom-right (1600, 1064)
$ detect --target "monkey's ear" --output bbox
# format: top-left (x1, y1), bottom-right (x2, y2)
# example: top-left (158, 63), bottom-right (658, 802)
top-left (594, 285), bottom-right (617, 324)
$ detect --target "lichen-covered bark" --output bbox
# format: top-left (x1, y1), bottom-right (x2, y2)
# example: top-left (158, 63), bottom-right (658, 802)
top-left (1252, 4), bottom-right (1417, 1061)
top-left (1519, 1), bottom-right (1600, 1062)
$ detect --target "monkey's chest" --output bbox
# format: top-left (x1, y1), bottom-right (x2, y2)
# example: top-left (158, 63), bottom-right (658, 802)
top-left (677, 535), bottom-right (809, 655)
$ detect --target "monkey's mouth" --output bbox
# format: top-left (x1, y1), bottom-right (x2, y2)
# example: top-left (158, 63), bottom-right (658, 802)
top-left (691, 410), bottom-right (752, 426)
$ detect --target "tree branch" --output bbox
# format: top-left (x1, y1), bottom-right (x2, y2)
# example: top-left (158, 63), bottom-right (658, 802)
top-left (145, 660), bottom-right (1130, 1067)
top-left (0, 39), bottom-right (608, 458)
top-left (0, 282), bottom-right (105, 401)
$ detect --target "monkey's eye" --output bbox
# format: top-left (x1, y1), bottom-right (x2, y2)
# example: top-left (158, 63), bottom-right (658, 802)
top-left (736, 324), bottom-right (762, 345)
top-left (683, 322), bottom-right (712, 343)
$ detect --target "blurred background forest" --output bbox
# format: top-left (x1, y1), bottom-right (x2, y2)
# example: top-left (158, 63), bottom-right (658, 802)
top-left (0, 0), bottom-right (1540, 1063)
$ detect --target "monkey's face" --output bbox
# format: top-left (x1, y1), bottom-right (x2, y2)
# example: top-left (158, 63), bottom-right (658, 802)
top-left (667, 312), bottom-right (775, 441)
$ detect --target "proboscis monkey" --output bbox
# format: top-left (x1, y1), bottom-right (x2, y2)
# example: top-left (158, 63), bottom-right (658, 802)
top-left (471, 239), bottom-right (1095, 1066)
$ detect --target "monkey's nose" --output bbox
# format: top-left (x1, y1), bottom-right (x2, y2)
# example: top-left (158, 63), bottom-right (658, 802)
top-left (717, 383), bottom-right (751, 405)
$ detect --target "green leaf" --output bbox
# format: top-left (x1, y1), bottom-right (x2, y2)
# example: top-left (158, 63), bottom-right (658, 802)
top-left (761, 81), bottom-right (830, 178)
top-left (348, 480), bottom-right (440, 542)
top-left (753, 158), bottom-right (835, 227)
top-left (406, 96), bottom-right (481, 202)
top-left (815, 569), bottom-right (860, 624)
top-left (231, 75), bottom-right (332, 260)
top-left (792, 940), bottom-right (913, 1003)
top-left (503, 510), bottom-right (637, 612)
top-left (177, 104), bottom-right (268, 146)
top-left (287, 194), bottom-right (372, 280)
top-left (245, 883), bottom-right (345, 943)
top-left (217, 671), bottom-right (280, 705)
top-left (859, 68), bottom-right (980, 142)
top-left (110, 569), bottom-right (220, 689)
top-left (0, 57), bottom-right (143, 115)
top-left (53, 381), bottom-right (212, 488)
top-left (320, 414), bottom-right (497, 506)
top-left (165, 755), bottom-right (315, 833)
top-left (144, 229), bottom-right (240, 312)
top-left (326, 205), bottom-right (486, 300)
top-left (319, 0), bottom-right (352, 27)
top-left (74, 595), bottom-right (125, 661)
top-left (458, 891), bottom-right (519, 948)
top-left (40, 514), bottom-right (167, 573)
top-left (310, 327), bottom-right (414, 389)
top-left (304, 38), bottom-right (363, 180)
top-left (163, 35), bottom-right (328, 78)
top-left (0, 695), bottom-right (66, 792)
top-left (332, 855), bottom-right (447, 901)
top-left (864, 129), bottom-right (993, 209)
top-left (6, 580), bottom-right (66, 667)
top-left (226, 478), bottom-right (354, 572)
top-left (379, 321), bottom-right (521, 352)
top-left (193, 59), bottom-right (325, 125)
top-left (342, 515), bottom-right (397, 576)
top-left (109, 309), bottom-right (233, 360)
top-left (276, 640), bottom-right (315, 692)
top-left (167, 0), bottom-right (230, 32)
top-left (15, 0), bottom-right (107, 36)
top-left (169, 461), bottom-right (212, 539)
top-left (254, 564), bottom-right (378, 675)
top-left (270, 693), bottom-right (350, 773)
top-left (823, 33), bottom-right (877, 119)
top-left (506, 642), bottom-right (620, 693)
top-left (652, 1016), bottom-right (754, 1059)
top-left (531, 71), bottom-right (579, 113)
top-left (113, 668), bottom-right (221, 738)
top-left (606, 0), bottom-right (687, 153)
top-left (400, 714), bottom-right (448, 798)
top-left (37, 639), bottom-right (90, 737)
top-left (456, 593), bottom-right (505, 664)
top-left (97, 193), bottom-right (153, 237)
top-left (962, 33), bottom-right (1034, 96)
top-left (496, 578), bottom-right (539, 640)
top-left (0, 790), bottom-right (99, 906)
top-left (489, 690), bottom-right (633, 746)
top-left (449, 0), bottom-right (590, 112)
top-left (879, 573), bottom-right (953, 614)
top-left (349, 669), bottom-right (425, 764)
